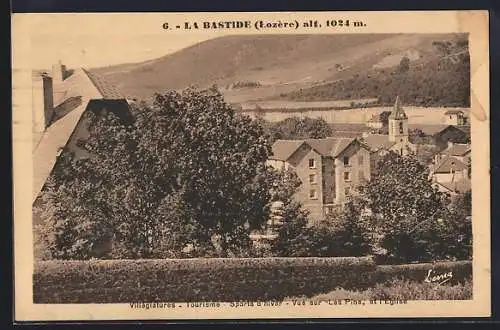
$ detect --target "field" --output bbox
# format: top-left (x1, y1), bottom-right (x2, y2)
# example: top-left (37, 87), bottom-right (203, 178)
top-left (238, 99), bottom-right (378, 110)
top-left (241, 106), bottom-right (470, 125)
top-left (33, 258), bottom-right (472, 303)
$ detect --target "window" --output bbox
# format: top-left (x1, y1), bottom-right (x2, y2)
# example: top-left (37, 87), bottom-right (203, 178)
top-left (308, 158), bottom-right (316, 169)
top-left (309, 189), bottom-right (318, 199)
top-left (309, 174), bottom-right (317, 184)
top-left (343, 156), bottom-right (349, 166)
top-left (344, 172), bottom-right (350, 181)
top-left (358, 155), bottom-right (364, 165)
top-left (359, 170), bottom-right (364, 181)
top-left (344, 187), bottom-right (351, 196)
top-left (399, 122), bottom-right (404, 134)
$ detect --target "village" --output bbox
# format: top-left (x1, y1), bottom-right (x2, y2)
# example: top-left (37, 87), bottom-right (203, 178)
top-left (32, 61), bottom-right (471, 247)
top-left (30, 46), bottom-right (474, 305)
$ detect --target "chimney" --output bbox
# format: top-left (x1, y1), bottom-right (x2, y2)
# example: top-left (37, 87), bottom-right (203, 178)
top-left (52, 60), bottom-right (65, 83)
top-left (32, 73), bottom-right (54, 133)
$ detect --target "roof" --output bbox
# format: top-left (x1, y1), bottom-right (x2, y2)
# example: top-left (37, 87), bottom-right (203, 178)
top-left (435, 180), bottom-right (471, 194)
top-left (442, 143), bottom-right (471, 157)
top-left (456, 125), bottom-right (471, 135)
top-left (388, 96), bottom-right (408, 120)
top-left (307, 138), bottom-right (358, 157)
top-left (269, 140), bottom-right (305, 161)
top-left (407, 124), bottom-right (450, 136)
top-left (433, 156), bottom-right (468, 173)
top-left (32, 67), bottom-right (128, 203)
top-left (444, 110), bottom-right (464, 115)
top-left (361, 134), bottom-right (396, 151)
top-left (83, 69), bottom-right (124, 99)
top-left (270, 137), bottom-right (360, 161)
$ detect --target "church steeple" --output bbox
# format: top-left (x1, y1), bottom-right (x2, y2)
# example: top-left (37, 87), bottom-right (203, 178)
top-left (389, 96), bottom-right (408, 120)
top-left (388, 96), bottom-right (408, 143)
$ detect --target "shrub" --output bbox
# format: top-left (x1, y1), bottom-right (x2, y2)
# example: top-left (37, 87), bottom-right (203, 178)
top-left (372, 260), bottom-right (472, 285)
top-left (33, 257), bottom-right (375, 303)
top-left (367, 278), bottom-right (472, 300)
top-left (311, 278), bottom-right (472, 301)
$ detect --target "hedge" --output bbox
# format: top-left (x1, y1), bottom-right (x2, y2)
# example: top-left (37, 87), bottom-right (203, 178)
top-left (372, 260), bottom-right (472, 286)
top-left (33, 257), bottom-right (375, 303)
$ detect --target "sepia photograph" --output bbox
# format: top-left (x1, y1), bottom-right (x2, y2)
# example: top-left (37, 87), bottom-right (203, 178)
top-left (12, 11), bottom-right (490, 320)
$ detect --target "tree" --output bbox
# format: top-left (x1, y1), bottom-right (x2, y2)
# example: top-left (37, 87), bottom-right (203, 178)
top-left (307, 200), bottom-right (372, 257)
top-left (397, 56), bottom-right (410, 73)
top-left (268, 168), bottom-right (312, 257)
top-left (265, 116), bottom-right (332, 142)
top-left (363, 151), bottom-right (451, 263)
top-left (36, 87), bottom-right (274, 259)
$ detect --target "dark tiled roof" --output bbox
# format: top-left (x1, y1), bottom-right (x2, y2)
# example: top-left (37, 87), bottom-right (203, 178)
top-left (434, 156), bottom-right (468, 173)
top-left (361, 134), bottom-right (396, 151)
top-left (456, 125), bottom-right (471, 135)
top-left (442, 144), bottom-right (471, 157)
top-left (444, 110), bottom-right (464, 115)
top-left (407, 124), bottom-right (450, 136)
top-left (270, 140), bottom-right (305, 161)
top-left (435, 180), bottom-right (471, 194)
top-left (83, 69), bottom-right (124, 99)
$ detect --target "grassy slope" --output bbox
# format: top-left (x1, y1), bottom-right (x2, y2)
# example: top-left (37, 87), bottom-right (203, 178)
top-left (92, 34), bottom-right (459, 103)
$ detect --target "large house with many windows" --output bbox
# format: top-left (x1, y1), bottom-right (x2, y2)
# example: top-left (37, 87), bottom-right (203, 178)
top-left (268, 137), bottom-right (371, 223)
top-left (267, 97), bottom-right (420, 223)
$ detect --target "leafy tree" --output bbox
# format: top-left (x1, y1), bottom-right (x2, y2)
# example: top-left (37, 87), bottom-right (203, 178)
top-left (397, 56), bottom-right (410, 73)
top-left (265, 116), bottom-right (332, 142)
top-left (307, 200), bottom-right (372, 257)
top-left (268, 168), bottom-right (312, 257)
top-left (363, 151), bottom-right (451, 263)
top-left (379, 111), bottom-right (392, 126)
top-left (36, 87), bottom-right (274, 259)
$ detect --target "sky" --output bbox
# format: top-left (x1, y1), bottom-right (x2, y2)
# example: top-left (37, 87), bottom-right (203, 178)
top-left (29, 33), bottom-right (215, 70)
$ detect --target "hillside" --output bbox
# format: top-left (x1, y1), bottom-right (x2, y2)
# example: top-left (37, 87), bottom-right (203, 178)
top-left (92, 33), bottom-right (469, 105)
top-left (281, 37), bottom-right (470, 107)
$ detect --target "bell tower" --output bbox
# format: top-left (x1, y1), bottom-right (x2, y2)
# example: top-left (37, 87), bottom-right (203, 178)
top-left (388, 96), bottom-right (408, 143)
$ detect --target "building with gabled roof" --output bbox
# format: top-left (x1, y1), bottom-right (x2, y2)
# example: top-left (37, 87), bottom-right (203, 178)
top-left (430, 141), bottom-right (471, 196)
top-left (32, 61), bottom-right (133, 205)
top-left (267, 137), bottom-right (371, 222)
top-left (444, 109), bottom-right (467, 125)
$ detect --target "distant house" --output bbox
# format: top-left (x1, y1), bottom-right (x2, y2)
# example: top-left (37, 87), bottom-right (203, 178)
top-left (430, 142), bottom-right (471, 195)
top-left (365, 114), bottom-right (384, 129)
top-left (32, 61), bottom-right (133, 205)
top-left (444, 109), bottom-right (467, 125)
top-left (268, 137), bottom-right (371, 223)
top-left (407, 124), bottom-right (470, 150)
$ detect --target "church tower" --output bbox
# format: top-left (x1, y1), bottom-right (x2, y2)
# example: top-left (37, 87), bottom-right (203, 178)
top-left (388, 96), bottom-right (408, 143)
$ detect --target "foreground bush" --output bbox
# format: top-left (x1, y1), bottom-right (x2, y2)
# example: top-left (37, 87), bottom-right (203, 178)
top-left (372, 260), bottom-right (472, 285)
top-left (33, 257), bottom-right (375, 303)
top-left (311, 279), bottom-right (472, 301)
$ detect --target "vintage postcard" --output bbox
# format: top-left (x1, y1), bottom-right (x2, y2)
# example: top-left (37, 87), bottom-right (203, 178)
top-left (12, 10), bottom-right (490, 321)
